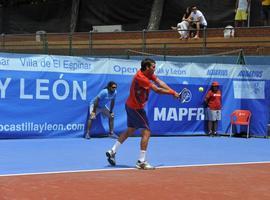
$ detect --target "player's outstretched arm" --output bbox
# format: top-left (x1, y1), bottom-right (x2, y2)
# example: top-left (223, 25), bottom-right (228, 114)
top-left (154, 78), bottom-right (179, 98)
top-left (154, 78), bottom-right (172, 91)
top-left (151, 83), bottom-right (179, 98)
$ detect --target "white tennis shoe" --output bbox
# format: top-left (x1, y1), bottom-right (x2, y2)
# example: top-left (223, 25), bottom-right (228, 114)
top-left (136, 160), bottom-right (155, 170)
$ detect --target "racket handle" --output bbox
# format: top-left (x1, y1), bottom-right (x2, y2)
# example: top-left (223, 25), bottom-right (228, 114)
top-left (168, 89), bottom-right (176, 95)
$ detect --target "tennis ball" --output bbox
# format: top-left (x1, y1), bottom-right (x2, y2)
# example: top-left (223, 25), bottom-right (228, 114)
top-left (198, 87), bottom-right (204, 92)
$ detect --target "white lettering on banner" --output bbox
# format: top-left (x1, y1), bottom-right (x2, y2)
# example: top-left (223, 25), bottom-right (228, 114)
top-left (154, 107), bottom-right (205, 121)
top-left (73, 81), bottom-right (86, 100)
top-left (52, 79), bottom-right (69, 100)
top-left (0, 122), bottom-right (84, 133)
top-left (0, 78), bottom-right (11, 98)
top-left (36, 79), bottom-right (49, 100)
top-left (19, 78), bottom-right (86, 100)
top-left (20, 79), bottom-right (33, 99)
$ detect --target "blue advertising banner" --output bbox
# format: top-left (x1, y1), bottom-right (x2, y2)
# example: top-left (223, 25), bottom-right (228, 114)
top-left (0, 52), bottom-right (269, 138)
top-left (148, 84), bottom-right (207, 135)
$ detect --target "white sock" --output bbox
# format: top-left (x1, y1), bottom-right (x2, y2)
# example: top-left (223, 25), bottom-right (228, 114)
top-left (138, 150), bottom-right (146, 162)
top-left (111, 141), bottom-right (121, 153)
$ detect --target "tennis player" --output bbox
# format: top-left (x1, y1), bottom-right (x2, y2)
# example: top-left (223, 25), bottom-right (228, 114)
top-left (106, 58), bottom-right (179, 170)
top-left (84, 81), bottom-right (118, 139)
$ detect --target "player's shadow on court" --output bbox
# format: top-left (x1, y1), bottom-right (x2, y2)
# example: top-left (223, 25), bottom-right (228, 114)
top-left (105, 164), bottom-right (164, 168)
top-left (105, 164), bottom-right (135, 168)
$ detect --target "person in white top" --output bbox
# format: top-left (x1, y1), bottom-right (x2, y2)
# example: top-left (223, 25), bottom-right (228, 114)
top-left (171, 7), bottom-right (192, 40)
top-left (235, 0), bottom-right (251, 27)
top-left (188, 5), bottom-right (207, 39)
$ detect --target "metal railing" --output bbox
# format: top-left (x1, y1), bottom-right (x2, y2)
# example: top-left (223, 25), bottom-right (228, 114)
top-left (1, 28), bottom-right (270, 58)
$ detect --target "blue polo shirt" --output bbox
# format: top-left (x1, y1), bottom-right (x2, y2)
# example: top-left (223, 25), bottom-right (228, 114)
top-left (90, 88), bottom-right (117, 108)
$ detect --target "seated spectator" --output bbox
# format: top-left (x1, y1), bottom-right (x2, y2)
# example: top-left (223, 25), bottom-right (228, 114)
top-left (171, 7), bottom-right (192, 40)
top-left (188, 5), bottom-right (207, 39)
top-left (235, 0), bottom-right (251, 27)
top-left (261, 0), bottom-right (270, 26)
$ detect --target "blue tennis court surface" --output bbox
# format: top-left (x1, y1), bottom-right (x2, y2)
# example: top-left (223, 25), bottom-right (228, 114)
top-left (0, 136), bottom-right (270, 176)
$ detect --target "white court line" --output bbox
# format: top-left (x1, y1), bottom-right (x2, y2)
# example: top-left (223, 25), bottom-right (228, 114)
top-left (1, 161), bottom-right (270, 177)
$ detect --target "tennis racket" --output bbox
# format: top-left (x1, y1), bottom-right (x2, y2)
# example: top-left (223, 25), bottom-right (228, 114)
top-left (178, 87), bottom-right (192, 103)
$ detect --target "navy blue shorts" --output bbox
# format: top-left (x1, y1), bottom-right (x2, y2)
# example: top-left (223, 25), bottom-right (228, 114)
top-left (125, 104), bottom-right (150, 130)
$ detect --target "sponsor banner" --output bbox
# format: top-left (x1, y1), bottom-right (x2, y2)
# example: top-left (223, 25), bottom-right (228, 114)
top-left (1, 53), bottom-right (270, 79)
top-left (233, 81), bottom-right (265, 99)
top-left (0, 52), bottom-right (269, 138)
top-left (148, 85), bottom-right (207, 134)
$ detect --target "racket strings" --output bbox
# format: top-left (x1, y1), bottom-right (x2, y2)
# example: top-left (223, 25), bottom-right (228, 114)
top-left (179, 88), bottom-right (192, 103)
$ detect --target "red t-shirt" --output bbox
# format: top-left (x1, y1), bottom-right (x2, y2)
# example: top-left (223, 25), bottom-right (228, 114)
top-left (126, 70), bottom-right (157, 109)
top-left (205, 90), bottom-right (222, 110)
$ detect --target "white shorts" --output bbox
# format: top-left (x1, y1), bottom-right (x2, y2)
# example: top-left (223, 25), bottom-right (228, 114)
top-left (89, 104), bottom-right (111, 119)
top-left (206, 108), bottom-right (221, 121)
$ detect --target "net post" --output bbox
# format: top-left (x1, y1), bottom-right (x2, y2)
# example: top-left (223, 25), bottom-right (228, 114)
top-left (1, 33), bottom-right (5, 51)
top-left (126, 49), bottom-right (130, 59)
top-left (41, 32), bottom-right (48, 54)
top-left (142, 29), bottom-right (146, 53)
top-left (163, 43), bottom-right (167, 61)
top-left (68, 32), bottom-right (73, 56)
top-left (237, 49), bottom-right (246, 64)
top-left (247, 2), bottom-right (251, 28)
top-left (89, 30), bottom-right (93, 56)
top-left (202, 26), bottom-right (207, 54)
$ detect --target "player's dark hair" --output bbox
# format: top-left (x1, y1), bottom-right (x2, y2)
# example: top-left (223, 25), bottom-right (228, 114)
top-left (105, 81), bottom-right (117, 89)
top-left (141, 58), bottom-right (156, 71)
